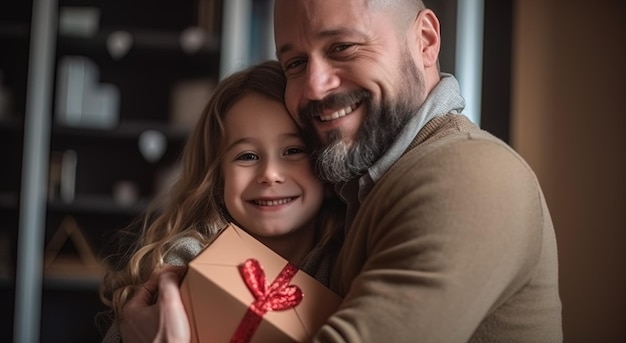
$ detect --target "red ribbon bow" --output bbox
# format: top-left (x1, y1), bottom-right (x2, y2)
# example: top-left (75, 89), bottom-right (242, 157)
top-left (229, 258), bottom-right (303, 343)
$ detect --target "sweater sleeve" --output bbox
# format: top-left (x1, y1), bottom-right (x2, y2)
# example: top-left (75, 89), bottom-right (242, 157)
top-left (314, 136), bottom-right (561, 342)
top-left (101, 323), bottom-right (121, 343)
top-left (164, 236), bottom-right (204, 266)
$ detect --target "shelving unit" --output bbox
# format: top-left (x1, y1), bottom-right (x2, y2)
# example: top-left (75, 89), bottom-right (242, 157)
top-left (1, 0), bottom-right (229, 341)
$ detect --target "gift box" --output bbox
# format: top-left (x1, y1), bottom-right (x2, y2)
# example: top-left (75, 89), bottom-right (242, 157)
top-left (180, 223), bottom-right (341, 343)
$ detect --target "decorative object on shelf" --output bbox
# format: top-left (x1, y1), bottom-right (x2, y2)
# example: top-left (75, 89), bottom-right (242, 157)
top-left (179, 26), bottom-right (207, 55)
top-left (106, 30), bottom-right (133, 60)
top-left (138, 129), bottom-right (167, 163)
top-left (170, 77), bottom-right (215, 130)
top-left (58, 6), bottom-right (100, 38)
top-left (55, 56), bottom-right (120, 129)
top-left (43, 216), bottom-right (105, 280)
top-left (197, 0), bottom-right (221, 38)
top-left (48, 150), bottom-right (78, 203)
top-left (61, 150), bottom-right (78, 203)
top-left (47, 151), bottom-right (62, 201)
top-left (113, 180), bottom-right (139, 207)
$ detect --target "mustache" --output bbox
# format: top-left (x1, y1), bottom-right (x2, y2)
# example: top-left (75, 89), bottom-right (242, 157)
top-left (297, 90), bottom-right (371, 121)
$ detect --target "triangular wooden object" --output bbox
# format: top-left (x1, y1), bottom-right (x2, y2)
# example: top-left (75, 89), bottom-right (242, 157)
top-left (44, 216), bottom-right (104, 279)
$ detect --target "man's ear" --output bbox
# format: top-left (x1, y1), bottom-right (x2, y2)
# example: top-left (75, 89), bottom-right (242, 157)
top-left (414, 9), bottom-right (440, 68)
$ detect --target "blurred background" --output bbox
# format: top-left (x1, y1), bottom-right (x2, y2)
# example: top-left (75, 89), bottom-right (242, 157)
top-left (0, 0), bottom-right (624, 342)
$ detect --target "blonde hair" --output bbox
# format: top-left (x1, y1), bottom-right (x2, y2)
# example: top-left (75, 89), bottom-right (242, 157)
top-left (99, 60), bottom-right (308, 323)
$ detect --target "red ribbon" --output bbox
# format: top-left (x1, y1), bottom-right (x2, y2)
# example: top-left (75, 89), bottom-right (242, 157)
top-left (229, 258), bottom-right (303, 343)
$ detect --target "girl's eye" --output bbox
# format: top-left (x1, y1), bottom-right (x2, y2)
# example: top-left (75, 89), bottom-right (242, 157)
top-left (236, 152), bottom-right (258, 161)
top-left (284, 147), bottom-right (307, 156)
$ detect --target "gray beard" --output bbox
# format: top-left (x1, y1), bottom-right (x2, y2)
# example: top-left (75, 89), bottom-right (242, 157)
top-left (304, 53), bottom-right (426, 183)
top-left (313, 100), bottom-right (410, 183)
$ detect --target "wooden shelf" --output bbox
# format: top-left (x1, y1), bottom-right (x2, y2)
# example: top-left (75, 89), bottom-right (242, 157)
top-left (52, 120), bottom-right (191, 142)
top-left (48, 194), bottom-right (148, 216)
top-left (43, 273), bottom-right (103, 290)
top-left (56, 28), bottom-right (221, 76)
top-left (59, 27), bottom-right (220, 55)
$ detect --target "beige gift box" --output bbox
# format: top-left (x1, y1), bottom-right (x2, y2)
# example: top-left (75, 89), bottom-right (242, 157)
top-left (180, 223), bottom-right (341, 342)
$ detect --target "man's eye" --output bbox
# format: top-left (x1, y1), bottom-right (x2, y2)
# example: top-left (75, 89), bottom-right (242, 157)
top-left (333, 44), bottom-right (352, 51)
top-left (285, 59), bottom-right (306, 71)
top-left (332, 44), bottom-right (353, 53)
top-left (236, 153), bottom-right (258, 161)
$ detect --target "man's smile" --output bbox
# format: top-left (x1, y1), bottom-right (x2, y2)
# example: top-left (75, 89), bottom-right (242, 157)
top-left (319, 103), bottom-right (360, 122)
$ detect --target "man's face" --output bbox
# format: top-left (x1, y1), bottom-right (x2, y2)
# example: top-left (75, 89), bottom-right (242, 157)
top-left (274, 0), bottom-right (429, 182)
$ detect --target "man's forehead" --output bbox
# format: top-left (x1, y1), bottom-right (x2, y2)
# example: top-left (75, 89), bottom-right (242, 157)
top-left (274, 0), bottom-right (371, 46)
top-left (274, 0), bottom-right (370, 26)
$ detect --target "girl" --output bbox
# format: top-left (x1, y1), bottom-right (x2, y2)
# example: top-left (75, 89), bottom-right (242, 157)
top-left (99, 60), bottom-right (343, 342)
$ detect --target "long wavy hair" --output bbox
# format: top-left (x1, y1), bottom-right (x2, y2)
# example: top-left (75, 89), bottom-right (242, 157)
top-left (99, 60), bottom-right (339, 325)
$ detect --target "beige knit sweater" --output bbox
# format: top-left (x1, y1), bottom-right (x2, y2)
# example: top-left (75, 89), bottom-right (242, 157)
top-left (314, 115), bottom-right (562, 342)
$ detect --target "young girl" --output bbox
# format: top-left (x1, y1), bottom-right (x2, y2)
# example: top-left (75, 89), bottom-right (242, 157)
top-left (99, 60), bottom-right (343, 341)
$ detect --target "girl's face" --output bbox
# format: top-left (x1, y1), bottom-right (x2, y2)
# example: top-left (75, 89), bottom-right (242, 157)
top-left (221, 92), bottom-right (324, 242)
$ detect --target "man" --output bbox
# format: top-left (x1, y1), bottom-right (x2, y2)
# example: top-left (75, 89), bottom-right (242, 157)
top-left (119, 1), bottom-right (562, 342)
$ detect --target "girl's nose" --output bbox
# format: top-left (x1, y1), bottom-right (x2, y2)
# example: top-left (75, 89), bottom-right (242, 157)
top-left (257, 160), bottom-right (286, 185)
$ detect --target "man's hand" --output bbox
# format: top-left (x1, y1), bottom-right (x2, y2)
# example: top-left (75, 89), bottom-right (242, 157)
top-left (119, 265), bottom-right (190, 343)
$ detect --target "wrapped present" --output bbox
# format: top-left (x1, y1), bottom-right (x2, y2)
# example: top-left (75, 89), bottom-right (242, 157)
top-left (180, 223), bottom-right (341, 343)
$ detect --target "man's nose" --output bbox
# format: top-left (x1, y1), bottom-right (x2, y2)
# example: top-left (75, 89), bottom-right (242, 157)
top-left (303, 58), bottom-right (340, 101)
